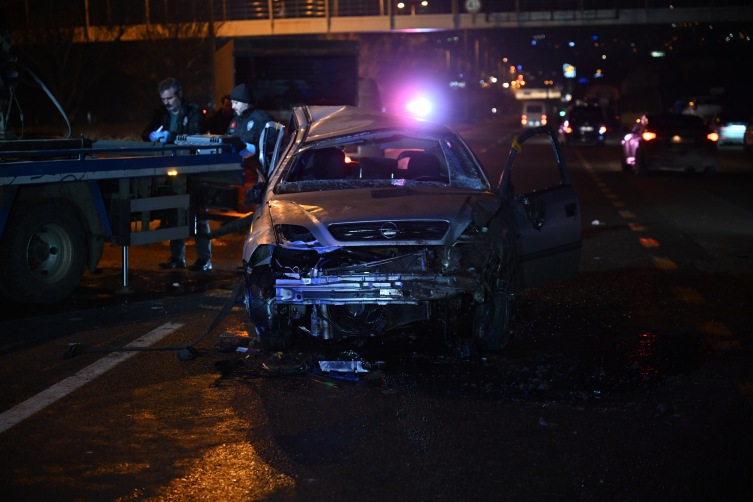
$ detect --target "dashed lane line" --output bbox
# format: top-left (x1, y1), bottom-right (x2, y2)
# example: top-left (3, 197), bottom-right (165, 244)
top-left (0, 322), bottom-right (184, 434)
top-left (639, 238), bottom-right (660, 248)
top-left (671, 286), bottom-right (705, 303)
top-left (612, 201), bottom-right (626, 207)
top-left (700, 322), bottom-right (740, 350)
top-left (628, 223), bottom-right (646, 231)
top-left (652, 256), bottom-right (679, 270)
top-left (619, 210), bottom-right (637, 219)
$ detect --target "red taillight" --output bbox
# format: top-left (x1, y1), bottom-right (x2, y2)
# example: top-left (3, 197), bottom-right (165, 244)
top-left (707, 132), bottom-right (719, 141)
top-left (566, 127), bottom-right (572, 133)
top-left (521, 114), bottom-right (527, 125)
top-left (642, 132), bottom-right (657, 141)
top-left (599, 126), bottom-right (607, 134)
top-left (541, 114), bottom-right (547, 120)
top-left (541, 119), bottom-right (547, 125)
top-left (344, 156), bottom-right (353, 163)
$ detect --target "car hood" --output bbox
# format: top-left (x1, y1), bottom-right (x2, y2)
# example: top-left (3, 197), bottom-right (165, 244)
top-left (267, 187), bottom-right (501, 247)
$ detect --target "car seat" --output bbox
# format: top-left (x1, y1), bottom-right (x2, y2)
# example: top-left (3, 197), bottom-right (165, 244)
top-left (396, 151), bottom-right (443, 180)
top-left (311, 147), bottom-right (348, 180)
top-left (359, 157), bottom-right (397, 179)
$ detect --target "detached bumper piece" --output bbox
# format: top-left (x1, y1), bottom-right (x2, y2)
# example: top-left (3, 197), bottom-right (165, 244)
top-left (275, 274), bottom-right (484, 305)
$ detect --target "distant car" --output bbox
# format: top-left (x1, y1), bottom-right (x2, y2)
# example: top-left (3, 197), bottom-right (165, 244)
top-left (682, 96), bottom-right (722, 123)
top-left (746, 115), bottom-right (753, 153)
top-left (241, 106), bottom-right (581, 351)
top-left (621, 114), bottom-right (718, 176)
top-left (559, 106), bottom-right (607, 146)
top-left (714, 113), bottom-right (747, 145)
top-left (521, 101), bottom-right (547, 127)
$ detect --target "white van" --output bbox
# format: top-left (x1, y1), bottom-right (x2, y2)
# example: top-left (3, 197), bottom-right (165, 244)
top-left (521, 101), bottom-right (547, 127)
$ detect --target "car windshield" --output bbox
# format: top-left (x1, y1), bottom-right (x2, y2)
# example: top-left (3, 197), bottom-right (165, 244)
top-left (570, 108), bottom-right (603, 121)
top-left (646, 115), bottom-right (706, 129)
top-left (275, 129), bottom-right (490, 194)
top-left (526, 105), bottom-right (543, 113)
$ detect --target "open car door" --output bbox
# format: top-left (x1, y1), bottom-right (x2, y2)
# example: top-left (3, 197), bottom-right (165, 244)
top-left (499, 125), bottom-right (581, 290)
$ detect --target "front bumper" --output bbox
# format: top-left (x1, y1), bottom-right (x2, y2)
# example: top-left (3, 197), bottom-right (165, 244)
top-left (276, 273), bottom-right (484, 305)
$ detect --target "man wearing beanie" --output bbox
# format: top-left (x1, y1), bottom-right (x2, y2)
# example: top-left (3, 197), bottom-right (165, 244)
top-left (226, 83), bottom-right (275, 163)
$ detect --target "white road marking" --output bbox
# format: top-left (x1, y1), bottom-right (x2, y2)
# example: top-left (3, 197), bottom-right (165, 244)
top-left (0, 322), bottom-right (183, 434)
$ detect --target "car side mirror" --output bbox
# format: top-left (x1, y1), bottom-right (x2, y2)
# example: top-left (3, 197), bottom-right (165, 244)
top-left (244, 183), bottom-right (266, 206)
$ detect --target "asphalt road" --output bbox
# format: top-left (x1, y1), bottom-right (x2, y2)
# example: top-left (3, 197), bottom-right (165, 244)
top-left (1, 122), bottom-right (752, 501)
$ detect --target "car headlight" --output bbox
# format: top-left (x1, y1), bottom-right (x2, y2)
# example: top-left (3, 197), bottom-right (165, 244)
top-left (275, 224), bottom-right (317, 244)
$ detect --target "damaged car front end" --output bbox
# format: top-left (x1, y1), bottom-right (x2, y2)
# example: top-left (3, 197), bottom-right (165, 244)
top-left (242, 106), bottom-right (581, 351)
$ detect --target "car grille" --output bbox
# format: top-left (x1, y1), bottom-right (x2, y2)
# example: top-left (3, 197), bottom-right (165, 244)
top-left (328, 220), bottom-right (450, 241)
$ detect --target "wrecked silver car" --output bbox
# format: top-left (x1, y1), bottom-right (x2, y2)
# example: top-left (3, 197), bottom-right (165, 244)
top-left (242, 106), bottom-right (581, 350)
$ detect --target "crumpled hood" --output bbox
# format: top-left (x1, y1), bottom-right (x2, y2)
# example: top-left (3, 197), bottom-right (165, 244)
top-left (267, 187), bottom-right (500, 247)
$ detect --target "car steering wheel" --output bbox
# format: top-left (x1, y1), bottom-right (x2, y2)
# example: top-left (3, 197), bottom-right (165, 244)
top-left (412, 175), bottom-right (446, 182)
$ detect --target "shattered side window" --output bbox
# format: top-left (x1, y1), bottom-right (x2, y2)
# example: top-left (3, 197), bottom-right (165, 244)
top-left (276, 130), bottom-right (489, 193)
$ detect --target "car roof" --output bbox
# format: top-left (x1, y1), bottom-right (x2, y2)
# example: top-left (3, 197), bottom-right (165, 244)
top-left (304, 105), bottom-right (451, 144)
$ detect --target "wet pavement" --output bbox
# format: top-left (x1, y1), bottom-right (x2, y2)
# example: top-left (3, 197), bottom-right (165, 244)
top-left (1, 120), bottom-right (752, 501)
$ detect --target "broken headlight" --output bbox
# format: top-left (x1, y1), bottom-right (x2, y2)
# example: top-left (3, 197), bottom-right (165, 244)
top-left (275, 224), bottom-right (317, 245)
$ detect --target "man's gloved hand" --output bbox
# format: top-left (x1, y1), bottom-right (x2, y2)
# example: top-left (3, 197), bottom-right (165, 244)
top-left (158, 131), bottom-right (172, 143)
top-left (148, 130), bottom-right (161, 142)
top-left (239, 142), bottom-right (256, 159)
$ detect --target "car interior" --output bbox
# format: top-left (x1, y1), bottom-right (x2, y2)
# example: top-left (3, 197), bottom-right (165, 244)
top-left (284, 139), bottom-right (451, 182)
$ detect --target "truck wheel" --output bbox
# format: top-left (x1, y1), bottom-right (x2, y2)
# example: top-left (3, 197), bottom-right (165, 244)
top-left (0, 204), bottom-right (87, 303)
top-left (472, 260), bottom-right (518, 351)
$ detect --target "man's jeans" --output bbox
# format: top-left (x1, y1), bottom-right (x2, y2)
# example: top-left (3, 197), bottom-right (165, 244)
top-left (167, 218), bottom-right (211, 262)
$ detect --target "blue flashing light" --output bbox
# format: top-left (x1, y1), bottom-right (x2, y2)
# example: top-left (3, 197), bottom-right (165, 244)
top-left (592, 36), bottom-right (598, 40)
top-left (578, 77), bottom-right (589, 83)
top-left (568, 42), bottom-right (575, 47)
top-left (516, 65), bottom-right (522, 70)
top-left (532, 40), bottom-right (537, 45)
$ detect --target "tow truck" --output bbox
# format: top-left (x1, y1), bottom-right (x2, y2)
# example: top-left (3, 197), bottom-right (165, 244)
top-left (0, 30), bottom-right (264, 303)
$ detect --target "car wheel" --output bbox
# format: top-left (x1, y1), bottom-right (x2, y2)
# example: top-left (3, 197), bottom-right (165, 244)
top-left (244, 265), bottom-right (293, 350)
top-left (635, 152), bottom-right (649, 177)
top-left (703, 163), bottom-right (717, 178)
top-left (0, 204), bottom-right (87, 303)
top-left (621, 155), bottom-right (631, 172)
top-left (744, 144), bottom-right (752, 154)
top-left (472, 259), bottom-right (518, 351)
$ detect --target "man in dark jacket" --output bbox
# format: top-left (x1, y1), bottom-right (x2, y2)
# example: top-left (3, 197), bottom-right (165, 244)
top-left (143, 78), bottom-right (212, 271)
top-left (206, 95), bottom-right (233, 135)
top-left (142, 78), bottom-right (206, 143)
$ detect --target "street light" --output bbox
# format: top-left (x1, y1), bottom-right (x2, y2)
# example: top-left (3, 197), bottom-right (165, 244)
top-left (398, 2), bottom-right (405, 7)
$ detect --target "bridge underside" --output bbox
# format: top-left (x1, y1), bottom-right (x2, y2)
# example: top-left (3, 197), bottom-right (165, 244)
top-left (71, 7), bottom-right (753, 42)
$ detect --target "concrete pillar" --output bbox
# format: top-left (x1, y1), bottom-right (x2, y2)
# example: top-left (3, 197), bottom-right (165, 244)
top-left (214, 39), bottom-right (234, 109)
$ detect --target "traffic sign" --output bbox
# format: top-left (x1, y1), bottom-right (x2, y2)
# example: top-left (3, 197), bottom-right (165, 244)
top-left (465, 0), bottom-right (482, 14)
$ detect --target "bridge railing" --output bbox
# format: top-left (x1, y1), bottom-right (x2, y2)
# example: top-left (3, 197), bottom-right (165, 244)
top-left (3, 0), bottom-right (751, 28)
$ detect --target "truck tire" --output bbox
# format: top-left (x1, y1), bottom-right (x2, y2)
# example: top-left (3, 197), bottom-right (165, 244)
top-left (0, 204), bottom-right (87, 303)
